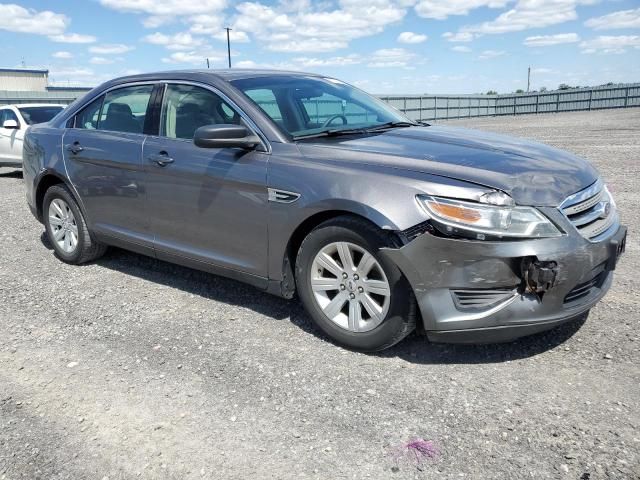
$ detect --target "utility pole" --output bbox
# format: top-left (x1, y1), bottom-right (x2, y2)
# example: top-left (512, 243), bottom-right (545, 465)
top-left (225, 28), bottom-right (232, 68)
top-left (527, 66), bottom-right (531, 93)
top-left (206, 58), bottom-right (210, 69)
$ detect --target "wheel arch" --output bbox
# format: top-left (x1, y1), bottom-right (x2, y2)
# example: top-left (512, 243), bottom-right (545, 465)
top-left (270, 204), bottom-right (404, 299)
top-left (34, 171), bottom-right (83, 223)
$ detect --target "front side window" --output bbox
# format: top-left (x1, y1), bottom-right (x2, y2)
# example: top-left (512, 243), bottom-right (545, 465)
top-left (18, 106), bottom-right (64, 125)
top-left (231, 76), bottom-right (410, 138)
top-left (243, 89), bottom-right (283, 124)
top-left (99, 85), bottom-right (154, 134)
top-left (160, 84), bottom-right (241, 140)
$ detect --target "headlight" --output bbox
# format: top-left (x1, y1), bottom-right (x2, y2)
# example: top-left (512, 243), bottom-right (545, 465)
top-left (417, 193), bottom-right (562, 239)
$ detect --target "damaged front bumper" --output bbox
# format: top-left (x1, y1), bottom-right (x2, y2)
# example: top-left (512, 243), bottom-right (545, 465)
top-left (381, 210), bottom-right (627, 344)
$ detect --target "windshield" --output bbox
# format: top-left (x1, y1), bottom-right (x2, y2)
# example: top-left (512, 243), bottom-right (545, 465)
top-left (18, 106), bottom-right (64, 125)
top-left (230, 76), bottom-right (413, 139)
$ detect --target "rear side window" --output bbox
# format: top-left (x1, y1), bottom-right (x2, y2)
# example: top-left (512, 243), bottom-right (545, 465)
top-left (73, 96), bottom-right (103, 129)
top-left (99, 85), bottom-right (154, 134)
top-left (18, 106), bottom-right (64, 125)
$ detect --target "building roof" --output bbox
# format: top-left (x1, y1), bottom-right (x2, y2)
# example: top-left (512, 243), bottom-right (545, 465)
top-left (0, 67), bottom-right (49, 75)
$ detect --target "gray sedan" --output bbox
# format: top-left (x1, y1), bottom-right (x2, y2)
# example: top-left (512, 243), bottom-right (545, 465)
top-left (22, 70), bottom-right (626, 351)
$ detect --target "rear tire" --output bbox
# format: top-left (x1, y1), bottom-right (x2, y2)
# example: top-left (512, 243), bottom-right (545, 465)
top-left (43, 184), bottom-right (106, 264)
top-left (295, 215), bottom-right (416, 352)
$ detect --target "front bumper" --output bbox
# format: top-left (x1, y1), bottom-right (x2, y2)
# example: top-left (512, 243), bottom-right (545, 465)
top-left (381, 214), bottom-right (627, 344)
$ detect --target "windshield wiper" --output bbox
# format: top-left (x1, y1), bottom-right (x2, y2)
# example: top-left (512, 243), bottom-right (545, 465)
top-left (294, 120), bottom-right (428, 140)
top-left (294, 127), bottom-right (372, 140)
top-left (364, 121), bottom-right (419, 131)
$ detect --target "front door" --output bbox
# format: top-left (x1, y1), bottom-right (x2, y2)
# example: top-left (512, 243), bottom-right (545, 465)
top-left (143, 83), bottom-right (269, 278)
top-left (0, 108), bottom-right (23, 165)
top-left (63, 84), bottom-right (155, 251)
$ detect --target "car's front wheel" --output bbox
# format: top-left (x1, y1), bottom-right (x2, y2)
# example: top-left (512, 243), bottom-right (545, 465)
top-left (295, 216), bottom-right (416, 351)
top-left (43, 184), bottom-right (106, 264)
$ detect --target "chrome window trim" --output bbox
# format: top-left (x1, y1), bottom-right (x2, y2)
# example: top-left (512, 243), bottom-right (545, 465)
top-left (61, 80), bottom-right (271, 152)
top-left (65, 81), bottom-right (157, 139)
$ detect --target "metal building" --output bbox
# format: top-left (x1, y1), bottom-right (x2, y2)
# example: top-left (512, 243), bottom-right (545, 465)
top-left (0, 68), bottom-right (91, 106)
top-left (0, 68), bottom-right (49, 92)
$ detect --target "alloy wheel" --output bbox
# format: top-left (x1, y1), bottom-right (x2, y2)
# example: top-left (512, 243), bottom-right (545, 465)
top-left (310, 241), bottom-right (391, 332)
top-left (48, 198), bottom-right (79, 253)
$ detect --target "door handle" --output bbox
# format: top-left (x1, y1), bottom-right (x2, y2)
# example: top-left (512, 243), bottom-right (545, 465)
top-left (67, 142), bottom-right (83, 155)
top-left (148, 152), bottom-right (174, 167)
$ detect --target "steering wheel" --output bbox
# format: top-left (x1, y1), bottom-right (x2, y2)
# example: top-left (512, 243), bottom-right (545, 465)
top-left (321, 114), bottom-right (348, 128)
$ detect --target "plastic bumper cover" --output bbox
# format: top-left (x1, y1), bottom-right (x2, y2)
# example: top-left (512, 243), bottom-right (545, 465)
top-left (380, 214), bottom-right (626, 344)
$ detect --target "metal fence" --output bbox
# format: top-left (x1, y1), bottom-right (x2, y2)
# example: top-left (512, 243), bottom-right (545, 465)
top-left (1, 83), bottom-right (639, 121)
top-left (380, 83), bottom-right (640, 121)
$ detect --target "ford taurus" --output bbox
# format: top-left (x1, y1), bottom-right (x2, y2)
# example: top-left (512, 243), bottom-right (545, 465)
top-left (22, 70), bottom-right (626, 351)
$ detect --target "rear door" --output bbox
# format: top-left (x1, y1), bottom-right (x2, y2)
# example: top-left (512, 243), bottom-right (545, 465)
top-left (143, 82), bottom-right (270, 277)
top-left (63, 84), bottom-right (156, 252)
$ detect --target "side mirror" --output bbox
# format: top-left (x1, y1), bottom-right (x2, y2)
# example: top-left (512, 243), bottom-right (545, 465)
top-left (193, 124), bottom-right (260, 150)
top-left (2, 119), bottom-right (19, 129)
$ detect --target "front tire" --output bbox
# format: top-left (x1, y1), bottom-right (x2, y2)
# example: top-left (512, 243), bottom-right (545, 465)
top-left (43, 184), bottom-right (106, 264)
top-left (295, 216), bottom-right (416, 352)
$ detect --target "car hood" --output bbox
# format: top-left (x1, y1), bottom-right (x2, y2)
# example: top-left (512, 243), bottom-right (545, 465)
top-left (297, 125), bottom-right (598, 206)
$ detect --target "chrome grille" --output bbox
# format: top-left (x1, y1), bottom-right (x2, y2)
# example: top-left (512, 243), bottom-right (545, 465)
top-left (560, 179), bottom-right (618, 242)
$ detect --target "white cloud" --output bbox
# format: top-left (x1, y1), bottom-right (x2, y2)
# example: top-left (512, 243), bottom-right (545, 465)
top-left (50, 33), bottom-right (97, 43)
top-left (232, 0), bottom-right (409, 53)
top-left (52, 51), bottom-right (73, 59)
top-left (524, 33), bottom-right (580, 47)
top-left (452, 45), bottom-right (472, 53)
top-left (397, 31), bottom-right (427, 44)
top-left (99, 0), bottom-right (227, 16)
top-left (143, 32), bottom-right (204, 51)
top-left (293, 54), bottom-right (362, 67)
top-left (585, 8), bottom-right (640, 31)
top-left (580, 35), bottom-right (640, 54)
top-left (100, 0), bottom-right (229, 34)
top-left (0, 4), bottom-right (96, 44)
top-left (89, 43), bottom-right (134, 54)
top-left (89, 56), bottom-right (116, 64)
top-left (455, 0), bottom-right (597, 37)
top-left (161, 50), bottom-right (227, 65)
top-left (414, 0), bottom-right (510, 20)
top-left (212, 30), bottom-right (250, 43)
top-left (0, 3), bottom-right (68, 35)
top-left (442, 31), bottom-right (474, 42)
top-left (478, 49), bottom-right (505, 60)
top-left (367, 48), bottom-right (416, 68)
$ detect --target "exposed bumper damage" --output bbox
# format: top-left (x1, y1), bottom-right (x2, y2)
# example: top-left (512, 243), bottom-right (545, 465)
top-left (381, 207), bottom-right (627, 344)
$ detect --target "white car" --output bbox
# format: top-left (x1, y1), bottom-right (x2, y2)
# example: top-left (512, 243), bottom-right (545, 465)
top-left (0, 104), bottom-right (65, 168)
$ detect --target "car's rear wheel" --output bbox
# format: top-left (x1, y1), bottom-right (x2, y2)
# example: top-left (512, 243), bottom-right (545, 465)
top-left (295, 215), bottom-right (416, 352)
top-left (43, 184), bottom-right (106, 264)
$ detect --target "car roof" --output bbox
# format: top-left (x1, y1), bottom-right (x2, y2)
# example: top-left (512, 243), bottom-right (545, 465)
top-left (106, 69), bottom-right (324, 86)
top-left (0, 104), bottom-right (65, 108)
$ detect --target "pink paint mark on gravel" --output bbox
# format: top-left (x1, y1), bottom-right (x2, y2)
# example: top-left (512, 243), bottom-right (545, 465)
top-left (390, 438), bottom-right (438, 471)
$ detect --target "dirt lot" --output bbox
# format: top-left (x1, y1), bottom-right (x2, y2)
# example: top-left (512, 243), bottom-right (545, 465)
top-left (1, 109), bottom-right (639, 479)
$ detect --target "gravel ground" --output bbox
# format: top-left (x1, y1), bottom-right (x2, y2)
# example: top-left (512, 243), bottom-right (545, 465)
top-left (1, 109), bottom-right (639, 480)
